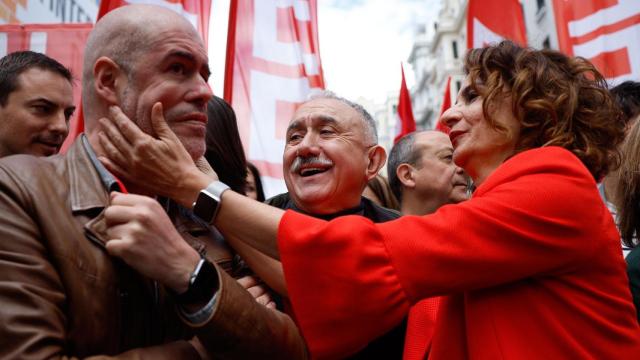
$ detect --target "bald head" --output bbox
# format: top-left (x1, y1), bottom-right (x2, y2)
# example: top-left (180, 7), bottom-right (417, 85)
top-left (82, 5), bottom-right (203, 126)
top-left (389, 130), bottom-right (468, 214)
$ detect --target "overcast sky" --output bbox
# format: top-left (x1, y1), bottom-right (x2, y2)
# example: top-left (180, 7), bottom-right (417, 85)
top-left (318, 0), bottom-right (440, 104)
top-left (210, 0), bottom-right (441, 104)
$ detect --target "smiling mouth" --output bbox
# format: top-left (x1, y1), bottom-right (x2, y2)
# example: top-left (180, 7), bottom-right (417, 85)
top-left (300, 166), bottom-right (330, 177)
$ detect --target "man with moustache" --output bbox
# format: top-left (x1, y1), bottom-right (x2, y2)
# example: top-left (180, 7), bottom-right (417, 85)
top-left (261, 91), bottom-right (407, 358)
top-left (0, 51), bottom-right (75, 157)
top-left (0, 5), bottom-right (305, 359)
top-left (388, 130), bottom-right (469, 215)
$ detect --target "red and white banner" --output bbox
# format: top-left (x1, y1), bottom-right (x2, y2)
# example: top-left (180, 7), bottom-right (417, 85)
top-left (467, 0), bottom-right (527, 49)
top-left (552, 0), bottom-right (640, 84)
top-left (225, 0), bottom-right (324, 196)
top-left (394, 64), bottom-right (416, 144)
top-left (0, 24), bottom-right (93, 151)
top-left (98, 0), bottom-right (211, 46)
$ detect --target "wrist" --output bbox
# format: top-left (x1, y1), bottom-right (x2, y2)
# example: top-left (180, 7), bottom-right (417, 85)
top-left (171, 247), bottom-right (201, 294)
top-left (178, 171), bottom-right (215, 209)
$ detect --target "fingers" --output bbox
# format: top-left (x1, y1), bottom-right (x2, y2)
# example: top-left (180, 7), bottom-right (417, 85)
top-left (194, 156), bottom-right (216, 177)
top-left (150, 102), bottom-right (180, 142)
top-left (237, 275), bottom-right (259, 289)
top-left (108, 105), bottom-right (148, 144)
top-left (98, 156), bottom-right (129, 181)
top-left (105, 237), bottom-right (133, 257)
top-left (98, 129), bottom-right (128, 169)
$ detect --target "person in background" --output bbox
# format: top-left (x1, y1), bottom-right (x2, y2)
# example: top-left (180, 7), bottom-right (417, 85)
top-left (615, 117), bottom-right (640, 322)
top-left (0, 50), bottom-right (75, 157)
top-left (362, 174), bottom-right (400, 211)
top-left (0, 5), bottom-right (306, 359)
top-left (603, 81), bottom-right (640, 257)
top-left (388, 130), bottom-right (468, 216)
top-left (96, 40), bottom-right (640, 359)
top-left (204, 96), bottom-right (247, 195)
top-left (247, 162), bottom-right (266, 202)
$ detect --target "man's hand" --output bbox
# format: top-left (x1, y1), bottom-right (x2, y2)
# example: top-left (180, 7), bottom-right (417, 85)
top-left (98, 103), bottom-right (214, 208)
top-left (104, 192), bottom-right (200, 293)
top-left (237, 276), bottom-right (276, 309)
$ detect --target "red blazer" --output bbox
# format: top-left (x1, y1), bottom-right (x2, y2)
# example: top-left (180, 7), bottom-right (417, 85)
top-left (279, 147), bottom-right (640, 359)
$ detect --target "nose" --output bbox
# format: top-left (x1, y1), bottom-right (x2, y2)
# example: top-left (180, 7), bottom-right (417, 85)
top-left (51, 111), bottom-right (69, 138)
top-left (440, 106), bottom-right (461, 129)
top-left (296, 132), bottom-right (321, 158)
top-left (186, 76), bottom-right (213, 109)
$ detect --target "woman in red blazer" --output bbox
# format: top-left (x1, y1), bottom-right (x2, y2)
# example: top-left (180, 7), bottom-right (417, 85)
top-left (100, 41), bottom-right (640, 359)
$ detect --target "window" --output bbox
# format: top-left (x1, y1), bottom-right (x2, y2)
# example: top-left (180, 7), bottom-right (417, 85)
top-left (542, 36), bottom-right (550, 49)
top-left (456, 80), bottom-right (462, 93)
top-left (452, 40), bottom-right (459, 60)
top-left (536, 0), bottom-right (545, 12)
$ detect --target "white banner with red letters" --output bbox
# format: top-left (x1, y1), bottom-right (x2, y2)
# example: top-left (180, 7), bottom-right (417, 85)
top-left (224, 0), bottom-right (324, 197)
top-left (552, 0), bottom-right (640, 84)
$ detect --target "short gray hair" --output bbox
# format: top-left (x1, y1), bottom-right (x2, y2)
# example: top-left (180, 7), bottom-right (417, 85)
top-left (307, 90), bottom-right (378, 144)
top-left (387, 132), bottom-right (421, 201)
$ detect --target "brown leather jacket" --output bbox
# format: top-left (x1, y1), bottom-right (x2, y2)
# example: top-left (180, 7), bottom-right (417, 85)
top-left (0, 137), bottom-right (307, 359)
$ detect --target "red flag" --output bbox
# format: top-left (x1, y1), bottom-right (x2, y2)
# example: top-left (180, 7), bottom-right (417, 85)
top-left (0, 24), bottom-right (93, 152)
top-left (467, 0), bottom-right (526, 49)
top-left (393, 64), bottom-right (416, 144)
top-left (436, 76), bottom-right (452, 134)
top-left (552, 0), bottom-right (640, 84)
top-left (225, 0), bottom-right (324, 197)
top-left (97, 0), bottom-right (211, 47)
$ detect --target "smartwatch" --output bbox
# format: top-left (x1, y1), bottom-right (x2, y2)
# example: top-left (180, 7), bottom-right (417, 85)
top-left (175, 257), bottom-right (219, 305)
top-left (192, 180), bottom-right (230, 224)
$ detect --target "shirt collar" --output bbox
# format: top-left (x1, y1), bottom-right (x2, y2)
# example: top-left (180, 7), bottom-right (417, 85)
top-left (80, 134), bottom-right (127, 193)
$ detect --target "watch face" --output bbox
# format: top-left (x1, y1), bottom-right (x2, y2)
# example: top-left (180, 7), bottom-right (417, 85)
top-left (193, 191), bottom-right (218, 223)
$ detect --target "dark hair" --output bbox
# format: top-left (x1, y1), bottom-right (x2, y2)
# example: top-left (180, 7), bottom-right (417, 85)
top-left (247, 162), bottom-right (266, 202)
top-left (388, 132), bottom-right (421, 201)
top-left (205, 96), bottom-right (247, 194)
top-left (615, 118), bottom-right (640, 247)
top-left (464, 41), bottom-right (625, 180)
top-left (610, 81), bottom-right (640, 124)
top-left (0, 51), bottom-right (72, 106)
top-left (365, 174), bottom-right (400, 211)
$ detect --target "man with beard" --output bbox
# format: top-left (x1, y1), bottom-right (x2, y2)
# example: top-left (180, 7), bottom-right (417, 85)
top-left (0, 5), bottom-right (305, 359)
top-left (0, 51), bottom-right (75, 157)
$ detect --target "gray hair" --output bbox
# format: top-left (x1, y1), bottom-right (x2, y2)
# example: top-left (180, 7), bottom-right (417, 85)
top-left (387, 131), bottom-right (421, 201)
top-left (307, 90), bottom-right (378, 144)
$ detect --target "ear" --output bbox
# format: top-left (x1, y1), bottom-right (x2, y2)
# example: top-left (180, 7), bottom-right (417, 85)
top-left (93, 56), bottom-right (125, 106)
top-left (396, 163), bottom-right (416, 189)
top-left (365, 145), bottom-right (386, 181)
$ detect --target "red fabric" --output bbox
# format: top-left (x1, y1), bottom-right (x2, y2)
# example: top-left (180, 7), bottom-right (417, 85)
top-left (551, 0), bottom-right (640, 81)
top-left (394, 64), bottom-right (416, 144)
top-left (97, 0), bottom-right (211, 47)
top-left (403, 298), bottom-right (439, 360)
top-left (279, 146), bottom-right (640, 359)
top-left (467, 0), bottom-right (526, 49)
top-left (435, 76), bottom-right (451, 134)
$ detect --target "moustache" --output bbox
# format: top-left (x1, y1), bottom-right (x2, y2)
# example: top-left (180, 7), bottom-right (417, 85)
top-left (291, 156), bottom-right (334, 173)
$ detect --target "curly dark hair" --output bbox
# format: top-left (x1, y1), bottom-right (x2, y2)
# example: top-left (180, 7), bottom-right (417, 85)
top-left (464, 41), bottom-right (624, 180)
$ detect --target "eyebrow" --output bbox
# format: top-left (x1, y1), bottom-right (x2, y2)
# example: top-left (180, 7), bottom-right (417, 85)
top-left (286, 115), bottom-right (339, 133)
top-left (165, 50), bottom-right (211, 80)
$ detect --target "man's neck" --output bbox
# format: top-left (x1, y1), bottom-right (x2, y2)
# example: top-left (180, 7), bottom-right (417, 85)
top-left (401, 193), bottom-right (441, 216)
top-left (85, 131), bottom-right (155, 197)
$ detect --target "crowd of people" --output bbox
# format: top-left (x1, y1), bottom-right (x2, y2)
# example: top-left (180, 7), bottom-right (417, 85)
top-left (0, 4), bottom-right (639, 359)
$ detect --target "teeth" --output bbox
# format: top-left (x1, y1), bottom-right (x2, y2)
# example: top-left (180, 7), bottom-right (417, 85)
top-left (300, 167), bottom-right (325, 176)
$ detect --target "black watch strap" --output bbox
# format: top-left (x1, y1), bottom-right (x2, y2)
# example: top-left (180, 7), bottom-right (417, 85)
top-left (175, 258), bottom-right (219, 305)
